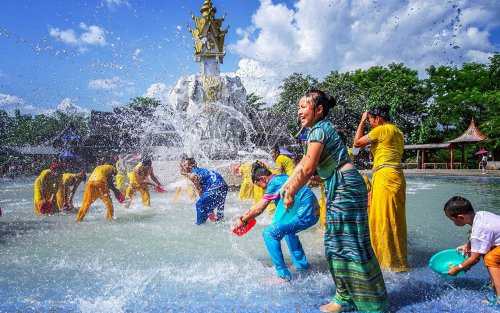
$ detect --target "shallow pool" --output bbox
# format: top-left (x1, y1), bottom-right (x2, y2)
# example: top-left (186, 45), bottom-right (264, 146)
top-left (0, 176), bottom-right (499, 312)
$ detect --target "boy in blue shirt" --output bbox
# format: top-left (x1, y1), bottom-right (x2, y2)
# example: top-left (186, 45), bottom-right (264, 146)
top-left (180, 156), bottom-right (228, 225)
top-left (233, 161), bottom-right (319, 281)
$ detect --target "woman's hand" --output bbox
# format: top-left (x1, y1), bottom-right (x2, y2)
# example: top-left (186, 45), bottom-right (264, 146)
top-left (361, 111), bottom-right (369, 122)
top-left (283, 190), bottom-right (295, 208)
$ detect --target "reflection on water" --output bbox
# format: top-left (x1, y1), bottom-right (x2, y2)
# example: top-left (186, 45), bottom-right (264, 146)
top-left (0, 176), bottom-right (499, 312)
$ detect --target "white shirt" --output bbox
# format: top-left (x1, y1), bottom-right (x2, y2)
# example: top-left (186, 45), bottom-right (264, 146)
top-left (470, 211), bottom-right (500, 254)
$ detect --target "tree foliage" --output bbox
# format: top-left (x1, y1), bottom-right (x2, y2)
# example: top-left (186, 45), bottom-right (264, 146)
top-left (273, 54), bottom-right (500, 157)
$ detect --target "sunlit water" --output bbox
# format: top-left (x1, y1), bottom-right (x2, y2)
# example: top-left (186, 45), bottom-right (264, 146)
top-left (1, 176), bottom-right (499, 313)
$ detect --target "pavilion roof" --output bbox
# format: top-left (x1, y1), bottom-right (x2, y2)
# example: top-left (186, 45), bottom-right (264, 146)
top-left (404, 143), bottom-right (451, 150)
top-left (447, 118), bottom-right (487, 144)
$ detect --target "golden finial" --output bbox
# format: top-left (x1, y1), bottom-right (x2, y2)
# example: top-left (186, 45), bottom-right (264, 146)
top-left (200, 0), bottom-right (216, 17)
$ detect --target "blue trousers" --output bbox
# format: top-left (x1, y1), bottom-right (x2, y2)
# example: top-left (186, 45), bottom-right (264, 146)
top-left (195, 185), bottom-right (228, 225)
top-left (262, 213), bottom-right (318, 280)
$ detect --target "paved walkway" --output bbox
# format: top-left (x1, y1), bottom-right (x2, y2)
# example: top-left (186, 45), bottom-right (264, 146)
top-left (402, 169), bottom-right (500, 177)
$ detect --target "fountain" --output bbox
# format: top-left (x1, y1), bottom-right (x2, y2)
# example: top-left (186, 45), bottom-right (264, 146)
top-left (144, 0), bottom-right (256, 161)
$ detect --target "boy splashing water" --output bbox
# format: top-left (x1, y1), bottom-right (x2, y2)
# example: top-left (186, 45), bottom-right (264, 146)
top-left (233, 161), bottom-right (319, 281)
top-left (444, 196), bottom-right (500, 306)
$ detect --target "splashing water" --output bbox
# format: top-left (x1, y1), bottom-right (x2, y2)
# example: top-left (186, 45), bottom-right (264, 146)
top-left (0, 176), bottom-right (499, 312)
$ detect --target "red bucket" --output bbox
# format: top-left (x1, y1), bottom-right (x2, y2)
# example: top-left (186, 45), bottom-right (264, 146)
top-left (232, 218), bottom-right (257, 236)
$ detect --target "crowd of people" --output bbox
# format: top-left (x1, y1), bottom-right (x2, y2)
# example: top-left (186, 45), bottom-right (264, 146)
top-left (29, 88), bottom-right (500, 312)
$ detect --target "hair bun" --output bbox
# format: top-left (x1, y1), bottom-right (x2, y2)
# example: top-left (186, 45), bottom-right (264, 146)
top-left (325, 93), bottom-right (336, 109)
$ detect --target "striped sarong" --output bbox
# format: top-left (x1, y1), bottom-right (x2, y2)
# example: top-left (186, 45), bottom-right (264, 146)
top-left (324, 169), bottom-right (388, 312)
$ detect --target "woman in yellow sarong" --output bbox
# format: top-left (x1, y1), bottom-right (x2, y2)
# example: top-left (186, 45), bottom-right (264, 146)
top-left (76, 163), bottom-right (123, 222)
top-left (354, 106), bottom-right (408, 272)
top-left (125, 158), bottom-right (162, 207)
top-left (56, 171), bottom-right (86, 212)
top-left (237, 162), bottom-right (254, 201)
top-left (33, 163), bottom-right (62, 215)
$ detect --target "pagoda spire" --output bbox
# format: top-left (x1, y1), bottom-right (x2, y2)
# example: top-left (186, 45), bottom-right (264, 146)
top-left (190, 0), bottom-right (228, 76)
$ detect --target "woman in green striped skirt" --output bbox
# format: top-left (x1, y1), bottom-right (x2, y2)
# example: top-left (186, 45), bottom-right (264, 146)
top-left (283, 89), bottom-right (388, 313)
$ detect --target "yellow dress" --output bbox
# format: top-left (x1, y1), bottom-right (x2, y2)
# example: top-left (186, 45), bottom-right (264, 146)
top-left (114, 160), bottom-right (127, 192)
top-left (238, 162), bottom-right (254, 200)
top-left (368, 123), bottom-right (408, 272)
top-left (239, 161), bottom-right (275, 214)
top-left (56, 173), bottom-right (81, 211)
top-left (76, 165), bottom-right (117, 222)
top-left (273, 155), bottom-right (295, 176)
top-left (125, 163), bottom-right (151, 206)
top-left (33, 169), bottom-right (59, 215)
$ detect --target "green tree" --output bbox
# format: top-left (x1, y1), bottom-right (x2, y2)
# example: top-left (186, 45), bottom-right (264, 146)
top-left (272, 73), bottom-right (318, 135)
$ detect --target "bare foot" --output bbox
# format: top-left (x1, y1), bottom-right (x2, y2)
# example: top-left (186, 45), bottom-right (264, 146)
top-left (319, 302), bottom-right (343, 313)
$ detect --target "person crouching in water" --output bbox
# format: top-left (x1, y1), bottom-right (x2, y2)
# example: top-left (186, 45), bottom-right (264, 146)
top-left (34, 161), bottom-right (63, 215)
top-left (76, 162), bottom-right (124, 222)
top-left (445, 196), bottom-right (500, 306)
top-left (233, 161), bottom-right (319, 281)
top-left (56, 171), bottom-right (86, 212)
top-left (180, 155), bottom-right (228, 224)
top-left (125, 158), bottom-right (162, 207)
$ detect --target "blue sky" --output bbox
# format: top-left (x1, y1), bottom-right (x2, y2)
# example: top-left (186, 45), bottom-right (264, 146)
top-left (0, 0), bottom-right (499, 113)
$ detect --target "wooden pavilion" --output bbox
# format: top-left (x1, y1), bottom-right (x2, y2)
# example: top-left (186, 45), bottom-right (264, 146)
top-left (404, 119), bottom-right (487, 169)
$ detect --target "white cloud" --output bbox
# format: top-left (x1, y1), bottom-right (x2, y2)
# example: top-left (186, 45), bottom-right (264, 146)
top-left (88, 76), bottom-right (131, 91)
top-left (132, 48), bottom-right (142, 62)
top-left (79, 23), bottom-right (106, 46)
top-left (231, 0), bottom-right (499, 104)
top-left (49, 23), bottom-right (106, 48)
top-left (144, 83), bottom-right (171, 104)
top-left (0, 93), bottom-right (43, 115)
top-left (104, 0), bottom-right (130, 9)
top-left (56, 98), bottom-right (89, 115)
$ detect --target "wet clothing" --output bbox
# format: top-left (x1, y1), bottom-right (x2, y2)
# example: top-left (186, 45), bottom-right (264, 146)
top-left (484, 246), bottom-right (500, 268)
top-left (125, 162), bottom-right (153, 207)
top-left (273, 155), bottom-right (295, 176)
top-left (56, 173), bottom-right (81, 211)
top-left (471, 211), bottom-right (500, 255)
top-left (33, 169), bottom-right (59, 215)
top-left (308, 119), bottom-right (388, 312)
top-left (238, 162), bottom-right (254, 200)
top-left (192, 167), bottom-right (228, 224)
top-left (115, 159), bottom-right (127, 191)
top-left (262, 174), bottom-right (319, 280)
top-left (76, 165), bottom-right (117, 222)
top-left (238, 162), bottom-right (275, 214)
top-left (368, 123), bottom-right (408, 272)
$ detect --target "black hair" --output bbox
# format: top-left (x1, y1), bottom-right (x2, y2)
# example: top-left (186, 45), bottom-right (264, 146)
top-left (271, 144), bottom-right (280, 154)
top-left (304, 89), bottom-right (337, 118)
top-left (444, 196), bottom-right (474, 217)
top-left (180, 154), bottom-right (196, 166)
top-left (142, 158), bottom-right (152, 167)
top-left (368, 106), bottom-right (391, 121)
top-left (251, 161), bottom-right (272, 184)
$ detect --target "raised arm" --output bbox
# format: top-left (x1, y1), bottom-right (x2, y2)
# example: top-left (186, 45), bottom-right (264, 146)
top-left (353, 111), bottom-right (370, 148)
